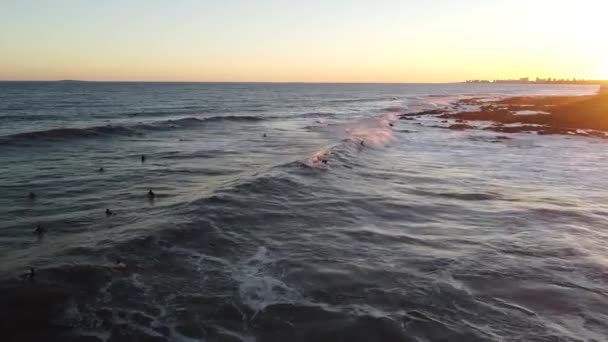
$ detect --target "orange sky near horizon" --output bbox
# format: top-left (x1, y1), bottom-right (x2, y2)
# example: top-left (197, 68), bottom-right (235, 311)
top-left (0, 0), bottom-right (606, 82)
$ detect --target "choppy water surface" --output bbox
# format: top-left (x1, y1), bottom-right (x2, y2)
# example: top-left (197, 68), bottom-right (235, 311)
top-left (1, 82), bottom-right (607, 342)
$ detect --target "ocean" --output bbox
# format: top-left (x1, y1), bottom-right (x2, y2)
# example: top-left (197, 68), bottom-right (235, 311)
top-left (1, 82), bottom-right (606, 342)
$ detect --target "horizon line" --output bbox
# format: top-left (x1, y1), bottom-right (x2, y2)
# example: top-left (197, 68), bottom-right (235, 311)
top-left (2, 79), bottom-right (605, 85)
top-left (0, 79), bottom-right (468, 85)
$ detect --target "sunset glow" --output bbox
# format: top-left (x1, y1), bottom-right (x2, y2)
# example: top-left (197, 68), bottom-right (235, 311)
top-left (0, 0), bottom-right (605, 82)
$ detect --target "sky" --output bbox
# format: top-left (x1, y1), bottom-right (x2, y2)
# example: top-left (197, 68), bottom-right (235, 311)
top-left (0, 0), bottom-right (606, 82)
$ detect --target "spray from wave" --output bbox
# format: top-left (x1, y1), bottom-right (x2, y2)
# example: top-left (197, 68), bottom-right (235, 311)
top-left (303, 113), bottom-right (398, 168)
top-left (336, 112), bottom-right (397, 147)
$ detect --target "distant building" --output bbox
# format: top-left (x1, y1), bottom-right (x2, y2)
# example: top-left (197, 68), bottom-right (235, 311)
top-left (465, 77), bottom-right (603, 86)
top-left (493, 78), bottom-right (530, 84)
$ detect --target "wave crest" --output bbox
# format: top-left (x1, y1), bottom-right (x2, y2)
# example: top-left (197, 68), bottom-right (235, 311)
top-left (1, 115), bottom-right (269, 145)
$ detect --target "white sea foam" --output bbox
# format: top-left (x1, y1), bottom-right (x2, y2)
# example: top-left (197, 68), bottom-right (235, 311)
top-left (235, 247), bottom-right (301, 315)
top-left (514, 110), bottom-right (551, 116)
top-left (304, 146), bottom-right (332, 169)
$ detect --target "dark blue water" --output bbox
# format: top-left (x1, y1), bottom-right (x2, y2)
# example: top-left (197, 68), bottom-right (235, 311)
top-left (1, 82), bottom-right (606, 342)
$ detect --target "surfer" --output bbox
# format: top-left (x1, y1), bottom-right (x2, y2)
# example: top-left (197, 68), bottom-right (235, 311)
top-left (114, 259), bottom-right (127, 269)
top-left (19, 267), bottom-right (35, 282)
top-left (34, 224), bottom-right (46, 236)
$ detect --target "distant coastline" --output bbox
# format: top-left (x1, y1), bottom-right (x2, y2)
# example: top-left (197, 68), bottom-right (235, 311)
top-left (465, 77), bottom-right (607, 85)
top-left (0, 79), bottom-right (605, 86)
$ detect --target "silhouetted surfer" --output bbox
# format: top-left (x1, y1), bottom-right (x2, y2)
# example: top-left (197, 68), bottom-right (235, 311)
top-left (34, 224), bottom-right (46, 236)
top-left (141, 155), bottom-right (146, 163)
top-left (20, 267), bottom-right (35, 282)
top-left (98, 167), bottom-right (104, 172)
top-left (360, 140), bottom-right (365, 146)
top-left (114, 259), bottom-right (127, 269)
top-left (263, 133), bottom-right (267, 138)
top-left (389, 123), bottom-right (394, 127)
top-left (148, 189), bottom-right (155, 199)
top-left (28, 192), bottom-right (36, 200)
top-left (105, 208), bottom-right (114, 216)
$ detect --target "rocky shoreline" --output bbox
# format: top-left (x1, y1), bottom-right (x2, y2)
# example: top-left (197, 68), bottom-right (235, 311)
top-left (401, 92), bottom-right (608, 139)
